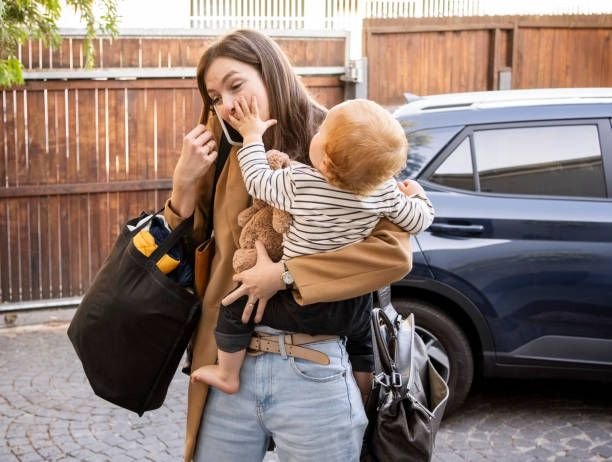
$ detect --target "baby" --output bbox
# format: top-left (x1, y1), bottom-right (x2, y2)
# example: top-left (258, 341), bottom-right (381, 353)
top-left (191, 96), bottom-right (434, 394)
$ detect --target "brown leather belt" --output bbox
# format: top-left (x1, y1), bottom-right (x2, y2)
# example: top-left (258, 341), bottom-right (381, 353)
top-left (247, 333), bottom-right (339, 365)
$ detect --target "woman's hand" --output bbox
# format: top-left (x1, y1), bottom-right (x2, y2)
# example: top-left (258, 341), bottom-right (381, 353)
top-left (222, 241), bottom-right (285, 324)
top-left (170, 124), bottom-right (218, 218)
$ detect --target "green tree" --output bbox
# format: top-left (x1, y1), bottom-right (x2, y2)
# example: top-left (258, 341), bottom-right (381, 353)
top-left (0, 0), bottom-right (119, 88)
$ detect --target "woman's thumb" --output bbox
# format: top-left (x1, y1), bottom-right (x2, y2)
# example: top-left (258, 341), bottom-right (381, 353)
top-left (254, 240), bottom-right (272, 261)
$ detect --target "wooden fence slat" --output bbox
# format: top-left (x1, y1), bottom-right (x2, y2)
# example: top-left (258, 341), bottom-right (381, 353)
top-left (27, 199), bottom-right (39, 300)
top-left (20, 196), bottom-right (30, 300)
top-left (1, 92), bottom-right (8, 187)
top-left (6, 93), bottom-right (17, 186)
top-left (126, 87), bottom-right (138, 182)
top-left (0, 201), bottom-right (11, 300)
top-left (111, 87), bottom-right (126, 181)
top-left (156, 89), bottom-right (174, 179)
top-left (25, 91), bottom-right (46, 186)
top-left (66, 194), bottom-right (79, 295)
top-left (76, 89), bottom-right (97, 184)
top-left (9, 200), bottom-right (22, 300)
top-left (37, 198), bottom-right (50, 299)
top-left (46, 91), bottom-right (59, 184)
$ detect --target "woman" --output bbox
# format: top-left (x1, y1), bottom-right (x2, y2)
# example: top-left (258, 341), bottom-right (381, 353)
top-left (165, 29), bottom-right (412, 462)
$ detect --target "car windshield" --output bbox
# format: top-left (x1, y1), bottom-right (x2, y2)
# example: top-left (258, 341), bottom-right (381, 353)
top-left (399, 125), bottom-right (463, 179)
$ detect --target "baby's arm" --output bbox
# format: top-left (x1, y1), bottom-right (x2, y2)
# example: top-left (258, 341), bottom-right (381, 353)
top-left (387, 179), bottom-right (435, 234)
top-left (237, 143), bottom-right (296, 212)
top-left (228, 96), bottom-right (296, 211)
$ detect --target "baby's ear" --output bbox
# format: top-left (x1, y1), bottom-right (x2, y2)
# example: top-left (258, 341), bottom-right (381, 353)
top-left (320, 153), bottom-right (331, 174)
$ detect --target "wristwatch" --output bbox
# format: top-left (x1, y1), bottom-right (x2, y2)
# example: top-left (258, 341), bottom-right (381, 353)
top-left (281, 263), bottom-right (294, 288)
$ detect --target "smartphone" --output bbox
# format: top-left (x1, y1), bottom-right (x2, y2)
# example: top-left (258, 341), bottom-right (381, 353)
top-left (213, 106), bottom-right (243, 147)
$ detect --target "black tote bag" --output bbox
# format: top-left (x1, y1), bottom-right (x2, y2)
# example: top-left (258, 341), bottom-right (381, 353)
top-left (68, 211), bottom-right (201, 416)
top-left (362, 290), bottom-right (449, 462)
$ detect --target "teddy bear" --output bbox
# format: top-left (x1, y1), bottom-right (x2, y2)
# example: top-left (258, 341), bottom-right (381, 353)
top-left (232, 150), bottom-right (293, 273)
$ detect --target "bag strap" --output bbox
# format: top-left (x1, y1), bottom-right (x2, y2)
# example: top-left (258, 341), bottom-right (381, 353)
top-left (149, 214), bottom-right (195, 263)
top-left (371, 307), bottom-right (403, 389)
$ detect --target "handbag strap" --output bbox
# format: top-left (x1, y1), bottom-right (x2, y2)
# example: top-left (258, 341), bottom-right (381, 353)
top-left (372, 307), bottom-right (403, 389)
top-left (149, 214), bottom-right (195, 264)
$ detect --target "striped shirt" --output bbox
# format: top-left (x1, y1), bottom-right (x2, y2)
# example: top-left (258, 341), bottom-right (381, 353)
top-left (238, 142), bottom-right (435, 259)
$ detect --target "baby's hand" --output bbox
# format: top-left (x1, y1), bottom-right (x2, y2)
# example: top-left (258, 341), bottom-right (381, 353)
top-left (228, 96), bottom-right (277, 143)
top-left (398, 179), bottom-right (426, 196)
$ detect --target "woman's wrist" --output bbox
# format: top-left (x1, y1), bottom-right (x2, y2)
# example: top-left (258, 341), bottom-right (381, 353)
top-left (273, 261), bottom-right (287, 291)
top-left (280, 261), bottom-right (295, 289)
top-left (170, 187), bottom-right (196, 218)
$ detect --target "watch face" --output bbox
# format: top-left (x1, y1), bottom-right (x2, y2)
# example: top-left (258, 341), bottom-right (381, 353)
top-left (282, 270), bottom-right (294, 285)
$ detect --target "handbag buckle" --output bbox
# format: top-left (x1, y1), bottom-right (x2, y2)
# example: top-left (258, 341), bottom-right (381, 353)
top-left (374, 371), bottom-right (403, 388)
top-left (391, 371), bottom-right (402, 387)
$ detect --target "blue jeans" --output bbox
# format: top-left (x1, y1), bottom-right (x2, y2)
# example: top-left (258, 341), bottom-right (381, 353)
top-left (194, 337), bottom-right (367, 462)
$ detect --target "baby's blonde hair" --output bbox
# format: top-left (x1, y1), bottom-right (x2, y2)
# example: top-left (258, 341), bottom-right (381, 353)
top-left (323, 99), bottom-right (408, 195)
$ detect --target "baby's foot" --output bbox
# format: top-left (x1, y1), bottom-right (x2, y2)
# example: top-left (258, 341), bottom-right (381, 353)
top-left (190, 366), bottom-right (240, 394)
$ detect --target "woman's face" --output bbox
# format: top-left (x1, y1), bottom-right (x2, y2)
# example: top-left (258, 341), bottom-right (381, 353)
top-left (204, 57), bottom-right (271, 126)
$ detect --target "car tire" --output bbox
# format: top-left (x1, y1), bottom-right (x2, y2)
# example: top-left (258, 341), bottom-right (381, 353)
top-left (393, 298), bottom-right (474, 416)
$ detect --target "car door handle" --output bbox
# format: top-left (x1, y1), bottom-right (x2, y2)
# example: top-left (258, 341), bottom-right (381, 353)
top-left (429, 223), bottom-right (484, 236)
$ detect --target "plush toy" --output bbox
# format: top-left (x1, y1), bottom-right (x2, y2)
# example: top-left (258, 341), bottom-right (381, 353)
top-left (232, 150), bottom-right (293, 273)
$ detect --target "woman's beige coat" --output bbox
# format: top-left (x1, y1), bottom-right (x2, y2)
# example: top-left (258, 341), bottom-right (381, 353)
top-left (165, 117), bottom-right (413, 461)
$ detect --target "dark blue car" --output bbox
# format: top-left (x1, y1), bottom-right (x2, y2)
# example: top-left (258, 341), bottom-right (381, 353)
top-left (391, 88), bottom-right (612, 414)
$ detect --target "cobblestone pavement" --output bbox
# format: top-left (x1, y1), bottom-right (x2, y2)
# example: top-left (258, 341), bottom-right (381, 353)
top-left (1, 310), bottom-right (611, 461)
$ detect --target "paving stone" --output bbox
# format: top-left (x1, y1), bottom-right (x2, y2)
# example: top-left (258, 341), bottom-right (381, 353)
top-left (566, 437), bottom-right (593, 449)
top-left (592, 442), bottom-right (612, 458)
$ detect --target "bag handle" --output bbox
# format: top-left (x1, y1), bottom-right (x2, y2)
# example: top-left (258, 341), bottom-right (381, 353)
top-left (148, 213), bottom-right (195, 264)
top-left (372, 307), bottom-right (402, 389)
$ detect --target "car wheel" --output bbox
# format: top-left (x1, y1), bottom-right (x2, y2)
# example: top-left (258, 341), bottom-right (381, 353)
top-left (393, 298), bottom-right (474, 415)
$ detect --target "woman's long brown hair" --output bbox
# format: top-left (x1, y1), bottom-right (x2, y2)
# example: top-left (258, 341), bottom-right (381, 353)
top-left (196, 29), bottom-right (326, 164)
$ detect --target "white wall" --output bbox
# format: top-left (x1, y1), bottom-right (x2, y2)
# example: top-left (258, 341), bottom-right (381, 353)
top-left (57, 0), bottom-right (191, 30)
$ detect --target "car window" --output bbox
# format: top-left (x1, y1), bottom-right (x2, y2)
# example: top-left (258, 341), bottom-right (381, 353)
top-left (427, 123), bottom-right (607, 198)
top-left (474, 125), bottom-right (606, 198)
top-left (399, 126), bottom-right (463, 179)
top-left (428, 138), bottom-right (475, 190)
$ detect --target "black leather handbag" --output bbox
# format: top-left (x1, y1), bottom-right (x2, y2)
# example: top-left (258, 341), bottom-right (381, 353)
top-left (362, 289), bottom-right (449, 462)
top-left (67, 211), bottom-right (201, 416)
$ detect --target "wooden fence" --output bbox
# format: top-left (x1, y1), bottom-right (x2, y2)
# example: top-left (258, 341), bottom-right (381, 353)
top-left (364, 14), bottom-right (612, 105)
top-left (3, 15), bottom-right (612, 304)
top-left (0, 34), bottom-right (347, 304)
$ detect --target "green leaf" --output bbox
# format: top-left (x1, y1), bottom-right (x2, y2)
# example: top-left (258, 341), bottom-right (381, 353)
top-left (0, 56), bottom-right (25, 87)
top-left (0, 0), bottom-right (120, 87)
